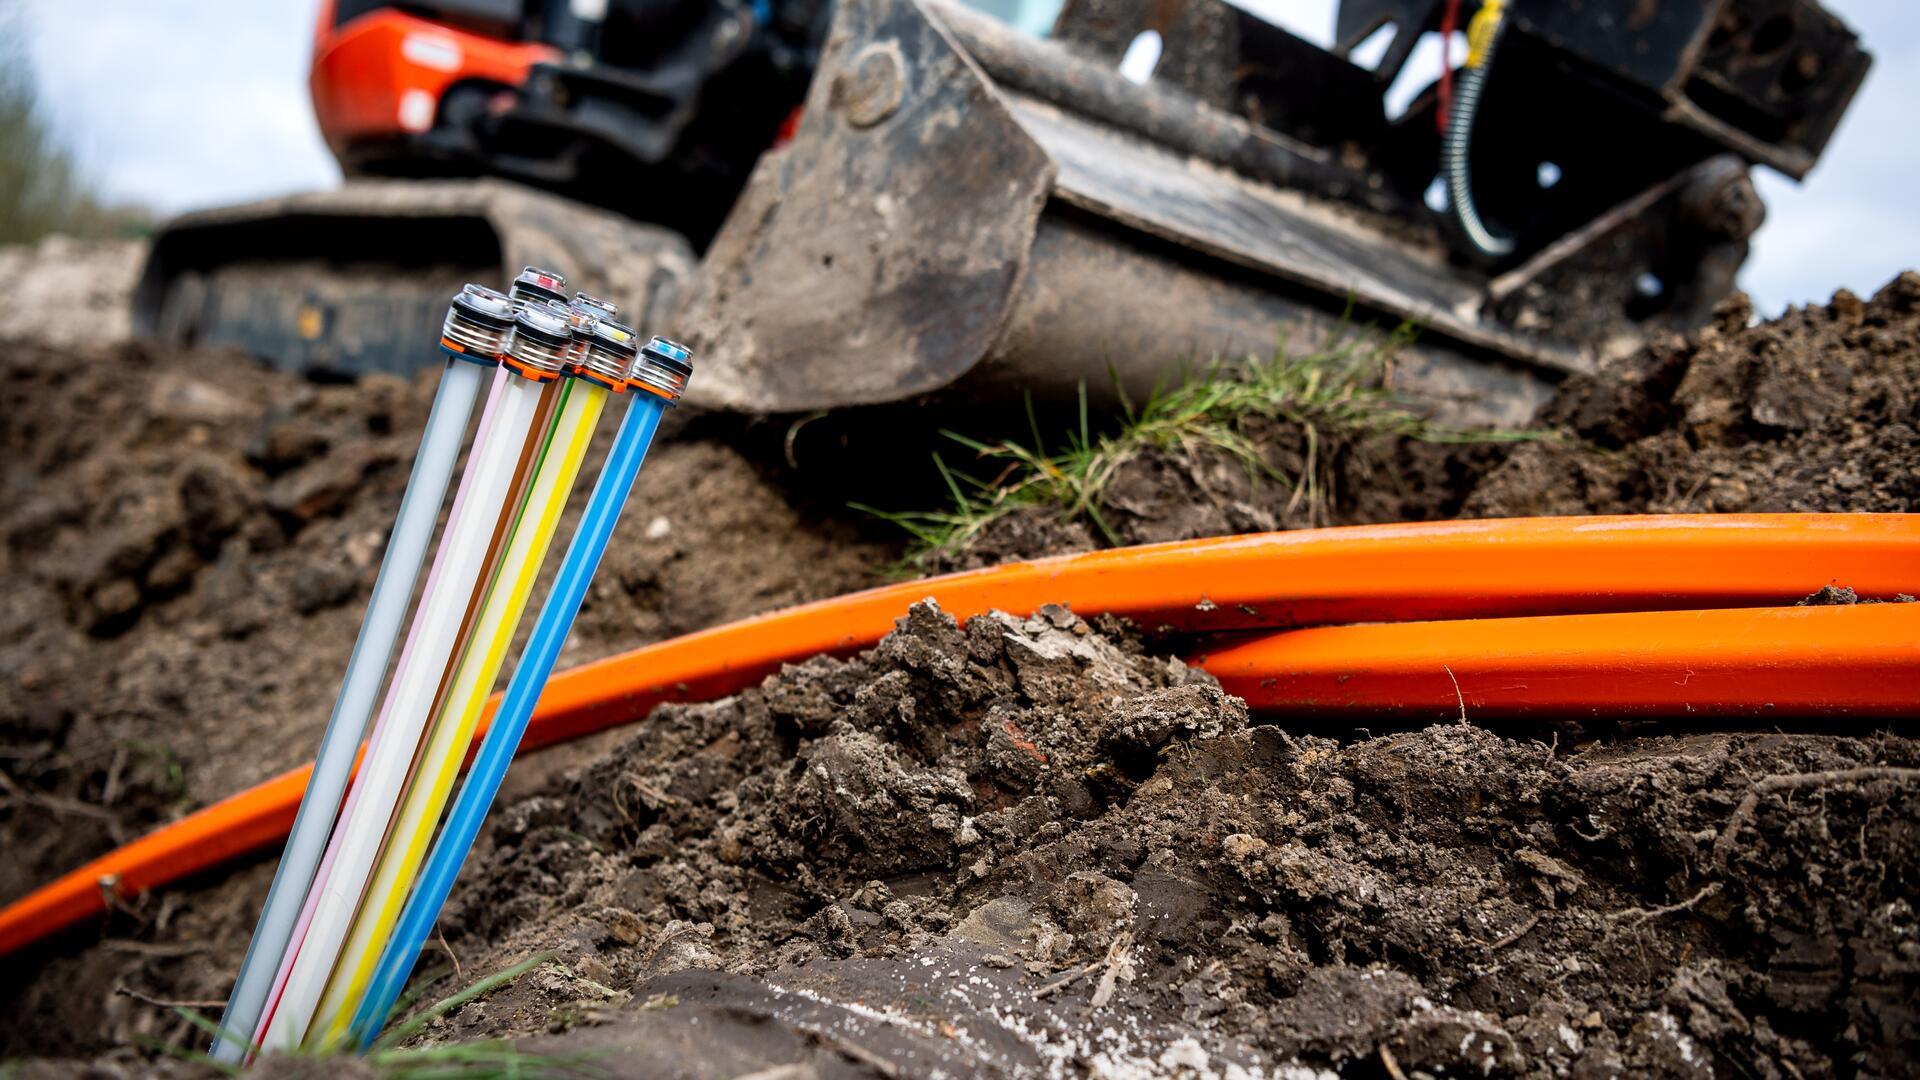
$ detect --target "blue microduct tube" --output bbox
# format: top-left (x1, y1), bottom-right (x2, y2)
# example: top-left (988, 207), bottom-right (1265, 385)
top-left (350, 335), bottom-right (692, 1049)
top-left (209, 285), bottom-right (517, 1063)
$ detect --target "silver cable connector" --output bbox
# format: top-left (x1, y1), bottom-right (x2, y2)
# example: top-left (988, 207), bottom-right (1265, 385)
top-left (440, 284), bottom-right (516, 362)
top-left (628, 336), bottom-right (693, 403)
top-left (502, 299), bottom-right (575, 380)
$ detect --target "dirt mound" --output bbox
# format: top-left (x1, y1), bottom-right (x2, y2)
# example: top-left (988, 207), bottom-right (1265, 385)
top-left (353, 601), bottom-right (1916, 1077)
top-left (1469, 273), bottom-right (1920, 517)
top-left (0, 339), bottom-right (890, 912)
top-left (936, 273), bottom-right (1920, 573)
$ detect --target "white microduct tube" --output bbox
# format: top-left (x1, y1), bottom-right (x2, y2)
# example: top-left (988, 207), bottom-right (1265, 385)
top-left (254, 312), bottom-right (567, 1054)
top-left (208, 286), bottom-right (512, 1064)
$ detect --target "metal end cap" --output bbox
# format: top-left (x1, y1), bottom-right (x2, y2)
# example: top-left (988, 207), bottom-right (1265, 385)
top-left (442, 283), bottom-right (516, 357)
top-left (595, 319), bottom-right (641, 353)
top-left (571, 292), bottom-right (618, 321)
top-left (508, 266), bottom-right (569, 309)
top-left (629, 336), bottom-right (694, 401)
top-left (505, 300), bottom-right (575, 373)
top-left (642, 336), bottom-right (693, 374)
top-left (581, 318), bottom-right (641, 386)
top-left (449, 283), bottom-right (515, 327)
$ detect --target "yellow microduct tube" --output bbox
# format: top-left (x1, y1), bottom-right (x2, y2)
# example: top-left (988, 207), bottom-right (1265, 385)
top-left (311, 375), bottom-right (609, 1042)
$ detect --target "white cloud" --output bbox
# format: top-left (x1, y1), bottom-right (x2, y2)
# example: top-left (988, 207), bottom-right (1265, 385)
top-left (24, 0), bottom-right (340, 214)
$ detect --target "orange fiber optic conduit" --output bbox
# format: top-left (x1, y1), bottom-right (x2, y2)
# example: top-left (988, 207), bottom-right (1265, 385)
top-left (1203, 602), bottom-right (1920, 716)
top-left (1, 514), bottom-right (1913, 956)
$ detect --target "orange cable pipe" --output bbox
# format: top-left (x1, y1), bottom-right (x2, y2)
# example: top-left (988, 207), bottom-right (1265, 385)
top-left (1201, 602), bottom-right (1920, 716)
top-left (511, 513), bottom-right (1920, 750)
top-left (1, 514), bottom-right (1913, 956)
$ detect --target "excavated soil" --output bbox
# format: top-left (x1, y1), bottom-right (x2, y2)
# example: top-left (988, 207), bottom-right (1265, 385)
top-left (0, 338), bottom-right (891, 921)
top-left (2, 272), bottom-right (1918, 1076)
top-left (1465, 274), bottom-right (1920, 518)
top-left (941, 274), bottom-right (1920, 570)
top-left (407, 601), bottom-right (1918, 1077)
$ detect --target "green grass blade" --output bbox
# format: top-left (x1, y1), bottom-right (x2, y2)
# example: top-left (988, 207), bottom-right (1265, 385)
top-left (372, 952), bottom-right (552, 1052)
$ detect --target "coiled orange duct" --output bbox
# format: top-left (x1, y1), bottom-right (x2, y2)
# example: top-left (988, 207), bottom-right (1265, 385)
top-left (1, 514), bottom-right (1913, 957)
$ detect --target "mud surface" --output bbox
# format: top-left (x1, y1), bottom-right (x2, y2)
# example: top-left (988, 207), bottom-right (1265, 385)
top-left (346, 604), bottom-right (1920, 1076)
top-left (1467, 274), bottom-right (1920, 518)
top-left (3, 274), bottom-right (1918, 1075)
top-left (0, 339), bottom-right (889, 925)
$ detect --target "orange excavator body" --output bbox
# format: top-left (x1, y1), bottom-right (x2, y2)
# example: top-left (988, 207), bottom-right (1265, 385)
top-left (308, 0), bottom-right (552, 161)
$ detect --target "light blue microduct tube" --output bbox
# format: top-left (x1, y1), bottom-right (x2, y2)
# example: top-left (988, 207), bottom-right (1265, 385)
top-left (350, 334), bottom-right (691, 1049)
top-left (210, 285), bottom-right (519, 1063)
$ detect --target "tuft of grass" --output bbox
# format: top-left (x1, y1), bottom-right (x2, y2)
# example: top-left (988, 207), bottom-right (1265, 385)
top-left (128, 738), bottom-right (190, 806)
top-left (152, 953), bottom-right (598, 1078)
top-left (368, 1039), bottom-right (602, 1080)
top-left (857, 325), bottom-right (1539, 566)
top-left (367, 952), bottom-right (551, 1052)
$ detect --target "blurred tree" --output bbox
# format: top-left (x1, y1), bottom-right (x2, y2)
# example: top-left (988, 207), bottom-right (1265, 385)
top-left (0, 1), bottom-right (150, 244)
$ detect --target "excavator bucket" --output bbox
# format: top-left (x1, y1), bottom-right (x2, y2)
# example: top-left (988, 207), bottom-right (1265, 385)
top-left (673, 0), bottom-right (1806, 424)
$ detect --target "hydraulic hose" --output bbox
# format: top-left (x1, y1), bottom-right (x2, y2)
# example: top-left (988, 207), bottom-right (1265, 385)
top-left (1442, 0), bottom-right (1513, 259)
top-left (207, 287), bottom-right (506, 1064)
top-left (1204, 603), bottom-right (1920, 716)
top-left (0, 515), bottom-right (1913, 961)
top-left (350, 338), bottom-right (690, 1048)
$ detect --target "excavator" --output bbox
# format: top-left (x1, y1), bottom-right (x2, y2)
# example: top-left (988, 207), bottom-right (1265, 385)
top-left (133, 0), bottom-right (1868, 425)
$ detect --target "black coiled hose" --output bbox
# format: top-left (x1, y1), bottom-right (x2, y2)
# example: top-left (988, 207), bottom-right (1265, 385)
top-left (1442, 11), bottom-right (1513, 260)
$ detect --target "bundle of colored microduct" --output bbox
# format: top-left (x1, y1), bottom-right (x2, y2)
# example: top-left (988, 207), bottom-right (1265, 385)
top-left (206, 267), bottom-right (692, 1061)
top-left (207, 278), bottom-right (516, 1065)
top-left (349, 334), bottom-right (693, 1048)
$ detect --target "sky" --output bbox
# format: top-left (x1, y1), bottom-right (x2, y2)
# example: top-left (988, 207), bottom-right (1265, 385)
top-left (18, 0), bottom-right (1917, 314)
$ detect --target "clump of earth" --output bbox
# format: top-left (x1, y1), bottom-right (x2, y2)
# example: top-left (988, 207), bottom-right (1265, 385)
top-left (348, 602), bottom-right (1920, 1076)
